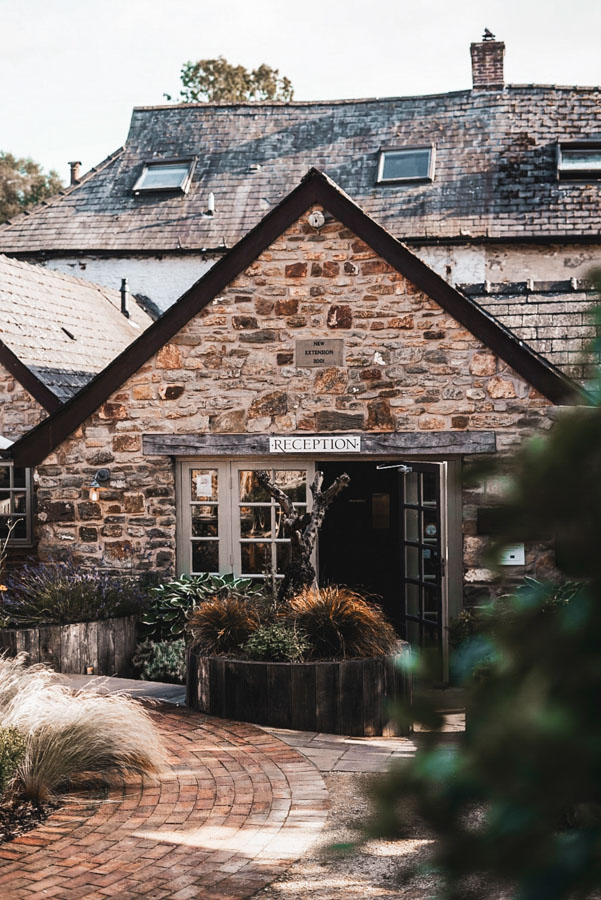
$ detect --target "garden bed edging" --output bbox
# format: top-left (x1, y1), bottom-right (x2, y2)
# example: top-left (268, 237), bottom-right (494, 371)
top-left (187, 643), bottom-right (412, 736)
top-left (0, 615), bottom-right (137, 675)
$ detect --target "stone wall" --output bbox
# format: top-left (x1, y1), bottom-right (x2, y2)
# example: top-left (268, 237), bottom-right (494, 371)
top-left (34, 207), bottom-right (559, 595)
top-left (0, 364), bottom-right (47, 442)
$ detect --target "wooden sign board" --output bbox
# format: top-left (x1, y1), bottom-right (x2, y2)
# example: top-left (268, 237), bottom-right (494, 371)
top-left (295, 339), bottom-right (344, 367)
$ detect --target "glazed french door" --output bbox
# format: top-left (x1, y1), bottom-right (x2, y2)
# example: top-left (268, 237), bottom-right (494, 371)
top-left (178, 460), bottom-right (315, 584)
top-left (400, 461), bottom-right (449, 677)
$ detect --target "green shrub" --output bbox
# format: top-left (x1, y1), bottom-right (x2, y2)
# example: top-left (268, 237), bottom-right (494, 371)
top-left (288, 586), bottom-right (399, 659)
top-left (243, 623), bottom-right (309, 662)
top-left (188, 594), bottom-right (260, 655)
top-left (140, 573), bottom-right (262, 641)
top-left (132, 639), bottom-right (186, 684)
top-left (0, 725), bottom-right (25, 799)
top-left (1, 559), bottom-right (146, 626)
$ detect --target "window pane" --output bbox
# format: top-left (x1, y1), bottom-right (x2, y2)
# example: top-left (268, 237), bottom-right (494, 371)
top-left (191, 469), bottom-right (218, 502)
top-left (240, 506), bottom-right (272, 538)
top-left (381, 149), bottom-right (430, 181)
top-left (274, 470), bottom-right (306, 502)
top-left (0, 467), bottom-right (10, 488)
top-left (561, 150), bottom-right (601, 171)
top-left (276, 542), bottom-right (291, 574)
top-left (404, 472), bottom-right (418, 505)
top-left (11, 517), bottom-right (26, 540)
top-left (405, 545), bottom-right (420, 579)
top-left (191, 541), bottom-right (219, 573)
top-left (191, 506), bottom-right (218, 537)
top-left (405, 507), bottom-right (419, 542)
top-left (12, 492), bottom-right (27, 515)
top-left (423, 508), bottom-right (438, 542)
top-left (138, 163), bottom-right (190, 190)
top-left (239, 471), bottom-right (270, 503)
top-left (241, 542), bottom-right (271, 575)
top-left (0, 492), bottom-right (10, 516)
top-left (423, 547), bottom-right (437, 579)
top-left (422, 472), bottom-right (437, 506)
top-left (12, 468), bottom-right (26, 488)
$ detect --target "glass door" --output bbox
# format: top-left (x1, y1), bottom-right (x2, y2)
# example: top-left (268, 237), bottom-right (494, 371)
top-left (400, 461), bottom-right (449, 677)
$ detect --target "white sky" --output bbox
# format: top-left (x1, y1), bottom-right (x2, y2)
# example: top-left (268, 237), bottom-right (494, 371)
top-left (2, 0), bottom-right (601, 182)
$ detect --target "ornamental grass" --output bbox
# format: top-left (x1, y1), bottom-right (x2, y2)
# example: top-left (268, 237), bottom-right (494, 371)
top-left (287, 586), bottom-right (399, 660)
top-left (187, 593), bottom-right (261, 655)
top-left (0, 656), bottom-right (167, 801)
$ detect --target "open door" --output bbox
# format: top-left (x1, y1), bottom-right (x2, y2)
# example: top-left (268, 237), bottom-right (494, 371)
top-left (400, 462), bottom-right (449, 681)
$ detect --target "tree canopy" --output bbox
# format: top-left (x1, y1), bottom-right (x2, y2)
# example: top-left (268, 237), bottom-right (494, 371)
top-left (0, 153), bottom-right (63, 223)
top-left (165, 57), bottom-right (294, 104)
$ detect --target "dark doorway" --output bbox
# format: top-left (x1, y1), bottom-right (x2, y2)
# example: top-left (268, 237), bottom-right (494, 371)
top-left (318, 460), bottom-right (445, 655)
top-left (318, 461), bottom-right (401, 627)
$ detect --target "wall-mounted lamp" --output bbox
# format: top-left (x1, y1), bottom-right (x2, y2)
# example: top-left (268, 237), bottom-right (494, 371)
top-left (89, 468), bottom-right (110, 502)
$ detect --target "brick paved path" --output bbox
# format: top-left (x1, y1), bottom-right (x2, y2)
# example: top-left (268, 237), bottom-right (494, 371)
top-left (0, 705), bottom-right (329, 900)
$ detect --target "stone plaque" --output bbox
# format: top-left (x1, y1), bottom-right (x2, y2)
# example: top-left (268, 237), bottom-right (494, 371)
top-left (295, 338), bottom-right (344, 367)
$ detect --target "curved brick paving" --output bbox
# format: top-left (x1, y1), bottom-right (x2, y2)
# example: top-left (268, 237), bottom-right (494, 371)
top-left (0, 705), bottom-right (329, 900)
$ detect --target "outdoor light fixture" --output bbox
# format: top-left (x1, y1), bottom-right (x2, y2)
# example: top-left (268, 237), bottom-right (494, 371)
top-left (89, 468), bottom-right (110, 502)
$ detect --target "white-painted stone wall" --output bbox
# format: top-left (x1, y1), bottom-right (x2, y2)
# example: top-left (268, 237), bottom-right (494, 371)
top-left (35, 242), bottom-right (601, 313)
top-left (39, 255), bottom-right (216, 313)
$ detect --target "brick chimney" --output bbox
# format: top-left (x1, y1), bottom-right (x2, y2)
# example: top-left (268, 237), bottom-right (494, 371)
top-left (470, 30), bottom-right (505, 90)
top-left (68, 161), bottom-right (82, 185)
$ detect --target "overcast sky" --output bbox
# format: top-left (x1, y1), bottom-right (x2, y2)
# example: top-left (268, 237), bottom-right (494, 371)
top-left (3, 0), bottom-right (601, 182)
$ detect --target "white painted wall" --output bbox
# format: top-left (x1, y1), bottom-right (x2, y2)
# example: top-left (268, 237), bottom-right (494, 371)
top-left (39, 255), bottom-right (216, 313)
top-left (36, 242), bottom-right (601, 314)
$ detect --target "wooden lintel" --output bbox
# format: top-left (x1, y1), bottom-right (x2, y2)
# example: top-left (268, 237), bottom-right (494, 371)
top-left (142, 431), bottom-right (496, 457)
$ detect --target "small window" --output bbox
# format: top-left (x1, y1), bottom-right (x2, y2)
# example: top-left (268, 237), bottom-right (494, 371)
top-left (0, 464), bottom-right (32, 545)
top-left (377, 146), bottom-right (435, 184)
top-left (557, 142), bottom-right (601, 180)
top-left (133, 159), bottom-right (195, 195)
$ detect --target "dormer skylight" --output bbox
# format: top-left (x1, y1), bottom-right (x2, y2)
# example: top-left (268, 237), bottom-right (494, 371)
top-left (377, 146), bottom-right (435, 184)
top-left (133, 159), bottom-right (195, 195)
top-left (557, 142), bottom-right (601, 180)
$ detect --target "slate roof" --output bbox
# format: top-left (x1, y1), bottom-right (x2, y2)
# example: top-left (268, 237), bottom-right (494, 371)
top-left (9, 169), bottom-right (583, 469)
top-left (0, 256), bottom-right (154, 402)
top-left (2, 85), bottom-right (601, 253)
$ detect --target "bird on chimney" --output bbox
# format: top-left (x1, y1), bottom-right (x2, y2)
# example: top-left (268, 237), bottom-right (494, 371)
top-left (483, 28), bottom-right (495, 41)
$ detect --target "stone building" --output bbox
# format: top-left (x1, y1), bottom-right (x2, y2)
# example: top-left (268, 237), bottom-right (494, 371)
top-left (0, 255), bottom-right (153, 548)
top-left (6, 171), bottom-right (583, 669)
top-left (1, 34), bottom-right (600, 367)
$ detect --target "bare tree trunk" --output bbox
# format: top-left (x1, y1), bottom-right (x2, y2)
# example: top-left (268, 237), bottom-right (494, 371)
top-left (256, 469), bottom-right (350, 603)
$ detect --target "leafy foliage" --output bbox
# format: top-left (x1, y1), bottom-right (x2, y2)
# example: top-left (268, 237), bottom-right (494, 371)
top-left (372, 358), bottom-right (601, 897)
top-left (140, 573), bottom-right (262, 641)
top-left (0, 560), bottom-right (146, 627)
top-left (0, 726), bottom-right (26, 799)
top-left (166, 56), bottom-right (294, 103)
top-left (132, 639), bottom-right (186, 685)
top-left (243, 623), bottom-right (309, 662)
top-left (187, 594), bottom-right (260, 656)
top-left (0, 152), bottom-right (63, 222)
top-left (288, 586), bottom-right (398, 659)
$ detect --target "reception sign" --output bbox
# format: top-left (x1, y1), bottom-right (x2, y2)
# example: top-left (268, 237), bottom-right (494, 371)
top-left (269, 435), bottom-right (362, 453)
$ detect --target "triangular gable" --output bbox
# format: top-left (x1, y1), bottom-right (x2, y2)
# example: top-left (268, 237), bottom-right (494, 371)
top-left (0, 340), bottom-right (62, 413)
top-left (10, 168), bottom-right (583, 467)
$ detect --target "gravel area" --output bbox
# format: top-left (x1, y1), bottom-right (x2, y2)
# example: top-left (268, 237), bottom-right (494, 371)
top-left (254, 772), bottom-right (438, 899)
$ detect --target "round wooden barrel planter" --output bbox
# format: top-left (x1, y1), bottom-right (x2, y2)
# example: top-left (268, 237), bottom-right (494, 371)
top-left (186, 643), bottom-right (412, 736)
top-left (0, 615), bottom-right (137, 676)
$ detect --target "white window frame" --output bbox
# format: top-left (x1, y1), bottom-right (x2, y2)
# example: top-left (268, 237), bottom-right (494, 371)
top-left (0, 463), bottom-right (33, 546)
top-left (132, 158), bottom-right (196, 195)
top-left (177, 459), bottom-right (315, 580)
top-left (557, 142), bottom-right (601, 181)
top-left (377, 145), bottom-right (435, 184)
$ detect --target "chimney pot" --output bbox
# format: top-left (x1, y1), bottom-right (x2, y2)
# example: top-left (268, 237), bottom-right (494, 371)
top-left (470, 33), bottom-right (505, 90)
top-left (68, 160), bottom-right (82, 185)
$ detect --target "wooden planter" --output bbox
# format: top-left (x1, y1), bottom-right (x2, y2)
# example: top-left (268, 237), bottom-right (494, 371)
top-left (187, 643), bottom-right (412, 736)
top-left (0, 616), bottom-right (137, 676)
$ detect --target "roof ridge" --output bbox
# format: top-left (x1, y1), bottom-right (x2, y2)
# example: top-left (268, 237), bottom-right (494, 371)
top-left (0, 146), bottom-right (125, 231)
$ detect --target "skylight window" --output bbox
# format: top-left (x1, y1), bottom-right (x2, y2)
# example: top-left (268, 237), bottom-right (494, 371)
top-left (133, 159), bottom-right (195, 195)
top-left (557, 142), bottom-right (601, 180)
top-left (377, 146), bottom-right (435, 184)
